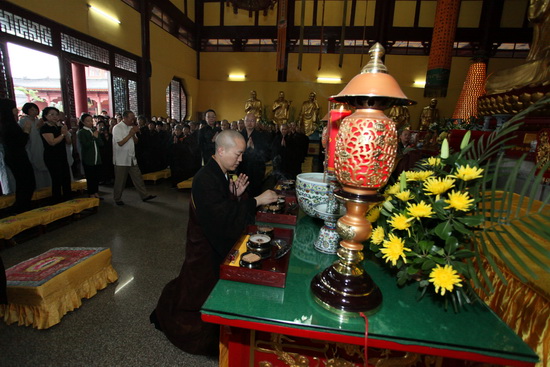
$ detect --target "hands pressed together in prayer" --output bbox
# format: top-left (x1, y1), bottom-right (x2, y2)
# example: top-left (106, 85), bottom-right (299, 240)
top-left (229, 173), bottom-right (278, 206)
top-left (247, 136), bottom-right (254, 149)
top-left (230, 173), bottom-right (250, 197)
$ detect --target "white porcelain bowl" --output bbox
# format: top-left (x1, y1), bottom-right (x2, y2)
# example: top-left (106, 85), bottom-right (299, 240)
top-left (296, 172), bottom-right (330, 217)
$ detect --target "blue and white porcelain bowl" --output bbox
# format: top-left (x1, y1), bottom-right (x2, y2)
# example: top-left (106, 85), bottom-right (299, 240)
top-left (296, 173), bottom-right (329, 217)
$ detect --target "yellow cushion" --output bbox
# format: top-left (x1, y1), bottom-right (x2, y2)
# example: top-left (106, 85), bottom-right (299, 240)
top-left (142, 171), bottom-right (165, 182)
top-left (61, 198), bottom-right (100, 214)
top-left (71, 179), bottom-right (87, 191)
top-left (25, 205), bottom-right (74, 226)
top-left (0, 213), bottom-right (43, 240)
top-left (32, 188), bottom-right (52, 201)
top-left (0, 195), bottom-right (15, 209)
top-left (177, 177), bottom-right (193, 189)
top-left (0, 247), bottom-right (118, 329)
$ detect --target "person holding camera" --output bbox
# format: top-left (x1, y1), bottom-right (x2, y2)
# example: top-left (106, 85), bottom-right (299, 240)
top-left (112, 110), bottom-right (156, 206)
top-left (40, 106), bottom-right (72, 203)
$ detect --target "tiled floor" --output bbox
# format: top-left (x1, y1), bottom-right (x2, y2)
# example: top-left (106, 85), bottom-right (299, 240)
top-left (0, 181), bottom-right (219, 367)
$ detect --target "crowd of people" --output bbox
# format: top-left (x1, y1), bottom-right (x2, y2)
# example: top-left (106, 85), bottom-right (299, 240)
top-left (0, 98), bottom-right (312, 357)
top-left (0, 100), bottom-right (310, 213)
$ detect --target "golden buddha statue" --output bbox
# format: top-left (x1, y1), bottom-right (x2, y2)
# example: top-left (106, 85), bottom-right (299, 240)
top-left (272, 91), bottom-right (291, 126)
top-left (387, 105), bottom-right (410, 130)
top-left (485, 0), bottom-right (550, 94)
top-left (419, 98), bottom-right (440, 131)
top-left (245, 90), bottom-right (263, 120)
top-left (298, 92), bottom-right (320, 136)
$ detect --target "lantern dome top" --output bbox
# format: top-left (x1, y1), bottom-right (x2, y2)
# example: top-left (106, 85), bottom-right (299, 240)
top-left (330, 42), bottom-right (416, 107)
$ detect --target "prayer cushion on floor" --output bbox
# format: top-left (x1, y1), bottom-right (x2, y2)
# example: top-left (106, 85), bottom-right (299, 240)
top-left (32, 187), bottom-right (52, 201)
top-left (0, 212), bottom-right (43, 240)
top-left (60, 198), bottom-right (100, 214)
top-left (143, 169), bottom-right (171, 183)
top-left (71, 179), bottom-right (87, 191)
top-left (0, 247), bottom-right (118, 329)
top-left (177, 177), bottom-right (193, 189)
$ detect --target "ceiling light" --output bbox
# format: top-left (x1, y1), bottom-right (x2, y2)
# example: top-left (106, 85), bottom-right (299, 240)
top-left (228, 74), bottom-right (246, 81)
top-left (413, 80), bottom-right (426, 88)
top-left (88, 5), bottom-right (121, 24)
top-left (317, 77), bottom-right (342, 84)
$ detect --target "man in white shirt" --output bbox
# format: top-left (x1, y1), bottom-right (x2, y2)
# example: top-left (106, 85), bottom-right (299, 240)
top-left (112, 110), bottom-right (156, 205)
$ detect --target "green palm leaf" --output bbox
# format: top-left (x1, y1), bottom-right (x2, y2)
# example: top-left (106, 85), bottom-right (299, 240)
top-left (462, 96), bottom-right (550, 292)
top-left (469, 156), bottom-right (550, 289)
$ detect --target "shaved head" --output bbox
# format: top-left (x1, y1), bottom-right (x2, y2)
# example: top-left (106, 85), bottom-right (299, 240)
top-left (214, 129), bottom-right (246, 173)
top-left (215, 129), bottom-right (245, 152)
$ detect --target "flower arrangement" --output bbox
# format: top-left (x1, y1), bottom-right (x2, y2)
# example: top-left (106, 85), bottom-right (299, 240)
top-left (368, 134), bottom-right (485, 309)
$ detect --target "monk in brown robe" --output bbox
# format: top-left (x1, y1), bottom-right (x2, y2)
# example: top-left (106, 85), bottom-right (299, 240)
top-left (150, 129), bottom-right (277, 355)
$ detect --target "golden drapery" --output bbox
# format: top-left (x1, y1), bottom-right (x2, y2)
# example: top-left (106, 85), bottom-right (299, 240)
top-left (476, 256), bottom-right (549, 367)
top-left (476, 192), bottom-right (549, 367)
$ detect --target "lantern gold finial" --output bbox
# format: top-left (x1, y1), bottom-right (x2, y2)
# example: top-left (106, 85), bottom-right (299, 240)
top-left (362, 42), bottom-right (387, 74)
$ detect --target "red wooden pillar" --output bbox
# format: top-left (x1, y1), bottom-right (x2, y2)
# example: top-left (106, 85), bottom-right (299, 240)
top-left (71, 63), bottom-right (87, 118)
top-left (424, 0), bottom-right (461, 98)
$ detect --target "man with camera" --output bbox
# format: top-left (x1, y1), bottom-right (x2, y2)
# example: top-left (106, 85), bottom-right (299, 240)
top-left (112, 110), bottom-right (156, 205)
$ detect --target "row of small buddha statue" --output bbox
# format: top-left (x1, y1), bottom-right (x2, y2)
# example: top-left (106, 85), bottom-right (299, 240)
top-left (388, 98), bottom-right (440, 131)
top-left (244, 90), bottom-right (442, 134)
top-left (244, 90), bottom-right (320, 136)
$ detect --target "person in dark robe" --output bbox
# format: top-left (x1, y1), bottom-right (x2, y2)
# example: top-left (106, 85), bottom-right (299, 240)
top-left (239, 112), bottom-right (271, 197)
top-left (186, 121), bottom-right (202, 178)
top-left (0, 98), bottom-right (36, 213)
top-left (97, 121), bottom-right (114, 185)
top-left (170, 125), bottom-right (187, 186)
top-left (150, 129), bottom-right (277, 356)
top-left (270, 123), bottom-right (295, 179)
top-left (198, 109), bottom-right (220, 165)
top-left (288, 122), bottom-right (309, 178)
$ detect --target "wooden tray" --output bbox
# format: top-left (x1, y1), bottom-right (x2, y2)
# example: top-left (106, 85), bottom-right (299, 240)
top-left (256, 196), bottom-right (298, 226)
top-left (219, 225), bottom-right (293, 288)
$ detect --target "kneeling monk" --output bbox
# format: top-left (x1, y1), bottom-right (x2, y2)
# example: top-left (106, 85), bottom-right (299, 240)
top-left (151, 129), bottom-right (278, 355)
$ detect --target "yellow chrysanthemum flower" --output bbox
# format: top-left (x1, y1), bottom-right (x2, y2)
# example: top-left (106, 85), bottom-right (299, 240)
top-left (405, 170), bottom-right (434, 182)
top-left (366, 206), bottom-right (381, 222)
top-left (389, 213), bottom-right (412, 231)
top-left (381, 233), bottom-right (411, 266)
top-left (422, 157), bottom-right (442, 167)
top-left (423, 177), bottom-right (455, 200)
top-left (451, 164), bottom-right (484, 181)
top-left (384, 183), bottom-right (400, 196)
top-left (371, 226), bottom-right (385, 245)
top-left (395, 190), bottom-right (415, 202)
top-left (444, 190), bottom-right (474, 212)
top-left (429, 264), bottom-right (463, 296)
top-left (407, 201), bottom-right (434, 219)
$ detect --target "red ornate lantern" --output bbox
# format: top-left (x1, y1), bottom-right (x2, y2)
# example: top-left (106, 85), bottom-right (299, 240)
top-left (311, 43), bottom-right (416, 314)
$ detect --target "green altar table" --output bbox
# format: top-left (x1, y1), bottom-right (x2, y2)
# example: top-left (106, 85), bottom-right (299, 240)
top-left (202, 215), bottom-right (539, 367)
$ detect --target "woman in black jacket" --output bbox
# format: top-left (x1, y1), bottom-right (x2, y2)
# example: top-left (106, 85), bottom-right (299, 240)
top-left (40, 106), bottom-right (72, 203)
top-left (0, 98), bottom-right (36, 213)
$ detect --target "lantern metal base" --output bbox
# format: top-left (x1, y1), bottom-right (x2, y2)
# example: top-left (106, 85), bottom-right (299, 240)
top-left (310, 247), bottom-right (382, 315)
